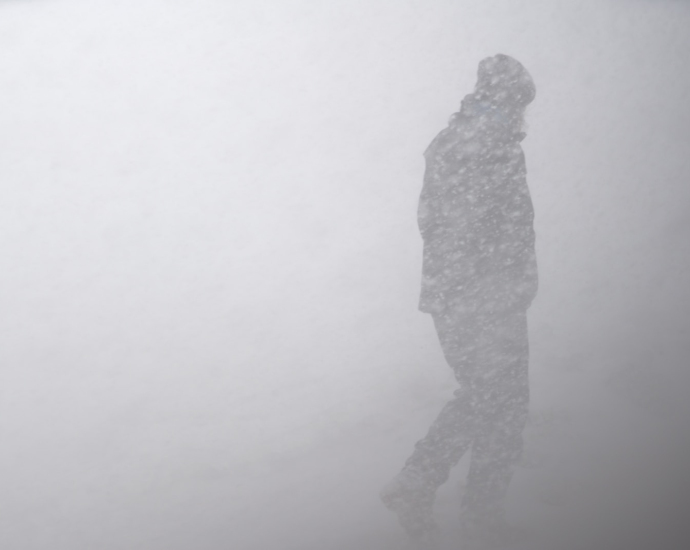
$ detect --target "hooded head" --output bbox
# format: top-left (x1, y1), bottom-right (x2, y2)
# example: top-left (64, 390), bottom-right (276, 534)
top-left (474, 54), bottom-right (535, 108)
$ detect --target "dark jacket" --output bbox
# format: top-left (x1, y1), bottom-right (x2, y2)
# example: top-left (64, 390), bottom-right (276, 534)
top-left (418, 94), bottom-right (538, 315)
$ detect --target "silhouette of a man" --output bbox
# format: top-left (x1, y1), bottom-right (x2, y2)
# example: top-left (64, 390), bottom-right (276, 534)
top-left (381, 54), bottom-right (538, 547)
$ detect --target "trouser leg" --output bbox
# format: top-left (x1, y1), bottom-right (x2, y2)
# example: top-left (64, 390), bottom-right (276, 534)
top-left (462, 407), bottom-right (528, 521)
top-left (461, 313), bottom-right (530, 522)
top-left (398, 312), bottom-right (480, 494)
top-left (403, 387), bottom-right (475, 491)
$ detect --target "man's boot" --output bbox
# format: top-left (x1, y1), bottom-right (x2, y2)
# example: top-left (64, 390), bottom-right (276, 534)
top-left (380, 468), bottom-right (438, 548)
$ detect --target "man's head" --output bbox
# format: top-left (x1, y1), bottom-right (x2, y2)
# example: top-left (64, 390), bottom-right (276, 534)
top-left (475, 54), bottom-right (535, 108)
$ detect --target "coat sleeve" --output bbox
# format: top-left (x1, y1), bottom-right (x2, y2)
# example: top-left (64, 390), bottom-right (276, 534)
top-left (477, 148), bottom-right (538, 312)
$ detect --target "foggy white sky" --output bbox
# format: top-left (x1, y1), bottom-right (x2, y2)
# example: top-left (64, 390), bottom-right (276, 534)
top-left (0, 1), bottom-right (689, 548)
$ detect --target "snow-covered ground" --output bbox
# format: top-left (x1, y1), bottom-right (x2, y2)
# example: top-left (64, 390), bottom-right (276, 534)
top-left (0, 1), bottom-right (689, 548)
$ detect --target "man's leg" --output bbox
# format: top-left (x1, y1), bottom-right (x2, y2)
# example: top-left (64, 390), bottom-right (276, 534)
top-left (461, 400), bottom-right (528, 524)
top-left (401, 310), bottom-right (481, 488)
top-left (380, 388), bottom-right (475, 542)
top-left (460, 312), bottom-right (530, 530)
top-left (381, 312), bottom-right (479, 540)
top-left (402, 387), bottom-right (475, 486)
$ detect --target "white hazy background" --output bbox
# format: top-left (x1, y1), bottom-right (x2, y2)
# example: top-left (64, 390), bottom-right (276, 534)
top-left (1, 1), bottom-right (689, 549)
